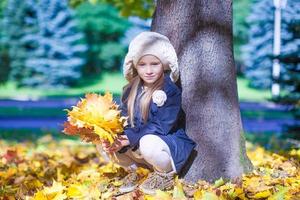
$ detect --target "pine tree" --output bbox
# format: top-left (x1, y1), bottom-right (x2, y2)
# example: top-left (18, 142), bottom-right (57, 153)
top-left (279, 1), bottom-right (300, 100)
top-left (279, 3), bottom-right (300, 138)
top-left (241, 0), bottom-right (300, 89)
top-left (2, 0), bottom-right (37, 86)
top-left (26, 0), bottom-right (87, 88)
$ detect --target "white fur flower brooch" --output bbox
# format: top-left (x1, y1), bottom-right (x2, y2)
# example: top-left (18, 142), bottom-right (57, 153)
top-left (152, 90), bottom-right (167, 107)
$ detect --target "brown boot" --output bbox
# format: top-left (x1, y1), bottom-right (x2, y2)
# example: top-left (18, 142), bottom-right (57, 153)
top-left (139, 170), bottom-right (175, 195)
top-left (118, 171), bottom-right (140, 194)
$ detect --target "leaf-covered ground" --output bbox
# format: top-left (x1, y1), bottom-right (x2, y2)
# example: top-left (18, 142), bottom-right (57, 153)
top-left (0, 135), bottom-right (299, 199)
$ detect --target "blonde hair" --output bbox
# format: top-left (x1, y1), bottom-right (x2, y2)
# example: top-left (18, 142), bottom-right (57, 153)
top-left (122, 68), bottom-right (164, 127)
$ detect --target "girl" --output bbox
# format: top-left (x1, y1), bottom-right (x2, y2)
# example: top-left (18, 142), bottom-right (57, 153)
top-left (96, 31), bottom-right (196, 195)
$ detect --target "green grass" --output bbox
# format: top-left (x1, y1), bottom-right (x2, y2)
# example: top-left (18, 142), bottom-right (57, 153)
top-left (244, 132), bottom-right (298, 151)
top-left (237, 76), bottom-right (272, 102)
top-left (0, 73), bottom-right (271, 102)
top-left (0, 72), bottom-right (127, 99)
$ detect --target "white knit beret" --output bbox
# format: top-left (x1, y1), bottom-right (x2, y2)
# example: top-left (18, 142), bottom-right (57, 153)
top-left (123, 31), bottom-right (179, 83)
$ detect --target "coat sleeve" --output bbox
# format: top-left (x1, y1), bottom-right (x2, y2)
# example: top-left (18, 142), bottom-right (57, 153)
top-left (124, 87), bottom-right (182, 148)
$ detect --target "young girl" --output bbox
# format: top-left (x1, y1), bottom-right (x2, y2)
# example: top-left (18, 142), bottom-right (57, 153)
top-left (96, 31), bottom-right (196, 195)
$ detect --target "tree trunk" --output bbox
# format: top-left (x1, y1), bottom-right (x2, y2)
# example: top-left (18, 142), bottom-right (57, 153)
top-left (151, 0), bottom-right (253, 183)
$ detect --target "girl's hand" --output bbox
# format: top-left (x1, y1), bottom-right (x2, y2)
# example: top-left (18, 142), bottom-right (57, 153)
top-left (101, 140), bottom-right (111, 153)
top-left (102, 135), bottom-right (130, 153)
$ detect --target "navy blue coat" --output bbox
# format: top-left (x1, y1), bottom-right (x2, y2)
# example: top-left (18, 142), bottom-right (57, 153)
top-left (119, 74), bottom-right (196, 173)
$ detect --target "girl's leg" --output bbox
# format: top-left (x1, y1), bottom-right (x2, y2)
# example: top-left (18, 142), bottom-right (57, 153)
top-left (95, 144), bottom-right (151, 170)
top-left (96, 144), bottom-right (136, 170)
top-left (139, 134), bottom-right (176, 173)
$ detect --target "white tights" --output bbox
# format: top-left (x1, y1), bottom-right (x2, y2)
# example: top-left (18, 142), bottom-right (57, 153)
top-left (96, 134), bottom-right (176, 173)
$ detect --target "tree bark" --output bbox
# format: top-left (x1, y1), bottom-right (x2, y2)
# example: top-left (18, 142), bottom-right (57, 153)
top-left (151, 0), bottom-right (253, 183)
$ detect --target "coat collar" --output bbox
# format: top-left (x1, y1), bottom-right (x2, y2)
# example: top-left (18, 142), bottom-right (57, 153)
top-left (163, 73), bottom-right (178, 95)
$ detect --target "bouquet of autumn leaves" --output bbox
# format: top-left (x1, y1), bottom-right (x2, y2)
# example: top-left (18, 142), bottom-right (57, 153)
top-left (63, 92), bottom-right (128, 146)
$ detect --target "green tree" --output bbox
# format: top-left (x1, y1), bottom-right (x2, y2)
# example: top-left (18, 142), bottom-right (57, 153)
top-left (75, 2), bottom-right (131, 75)
top-left (233, 0), bottom-right (253, 73)
top-left (70, 0), bottom-right (154, 19)
top-left (0, 0), bottom-right (9, 83)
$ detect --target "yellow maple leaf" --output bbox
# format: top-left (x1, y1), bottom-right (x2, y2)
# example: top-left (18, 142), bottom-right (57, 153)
top-left (37, 180), bottom-right (67, 200)
top-left (155, 190), bottom-right (173, 200)
top-left (32, 190), bottom-right (48, 200)
top-left (136, 167), bottom-right (150, 177)
top-left (248, 190), bottom-right (272, 199)
top-left (172, 176), bottom-right (187, 199)
top-left (99, 162), bottom-right (120, 174)
top-left (66, 184), bottom-right (86, 198)
top-left (193, 189), bottom-right (204, 200)
top-left (201, 191), bottom-right (219, 200)
top-left (77, 168), bottom-right (100, 181)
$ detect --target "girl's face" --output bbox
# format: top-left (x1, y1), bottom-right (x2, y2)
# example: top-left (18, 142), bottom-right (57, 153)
top-left (136, 55), bottom-right (164, 87)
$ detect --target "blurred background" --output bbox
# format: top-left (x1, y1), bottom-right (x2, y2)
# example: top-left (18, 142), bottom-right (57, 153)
top-left (0, 0), bottom-right (299, 150)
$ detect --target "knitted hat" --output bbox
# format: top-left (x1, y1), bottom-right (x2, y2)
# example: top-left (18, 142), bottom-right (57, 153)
top-left (123, 31), bottom-right (179, 83)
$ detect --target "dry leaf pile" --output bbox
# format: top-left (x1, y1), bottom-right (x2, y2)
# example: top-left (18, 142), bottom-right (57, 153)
top-left (0, 135), bottom-right (299, 199)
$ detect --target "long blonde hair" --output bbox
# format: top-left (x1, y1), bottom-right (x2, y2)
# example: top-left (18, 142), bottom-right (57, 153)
top-left (122, 69), bottom-right (164, 127)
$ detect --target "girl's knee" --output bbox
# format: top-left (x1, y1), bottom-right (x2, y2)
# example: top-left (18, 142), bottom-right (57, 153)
top-left (139, 134), bottom-right (171, 159)
top-left (139, 135), bottom-right (175, 172)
